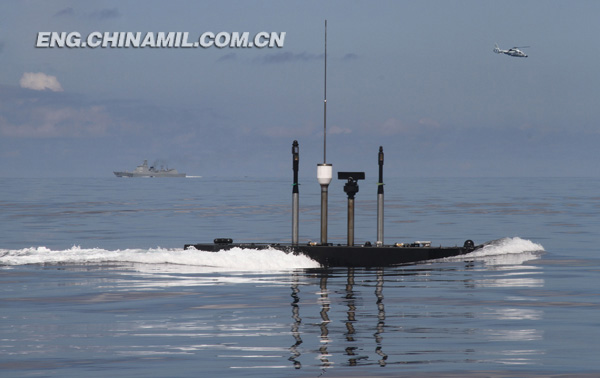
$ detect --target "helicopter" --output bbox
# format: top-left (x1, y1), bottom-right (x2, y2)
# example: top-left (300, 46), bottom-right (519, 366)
top-left (494, 43), bottom-right (528, 58)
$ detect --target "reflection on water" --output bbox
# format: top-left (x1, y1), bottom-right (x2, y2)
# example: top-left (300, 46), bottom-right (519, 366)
top-left (289, 275), bottom-right (302, 369)
top-left (1, 252), bottom-right (558, 375)
top-left (280, 253), bottom-right (546, 370)
top-left (109, 253), bottom-right (547, 370)
top-left (318, 274), bottom-right (332, 368)
top-left (478, 308), bottom-right (543, 321)
top-left (375, 270), bottom-right (387, 367)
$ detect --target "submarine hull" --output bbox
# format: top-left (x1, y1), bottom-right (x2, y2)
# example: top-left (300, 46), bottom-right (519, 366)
top-left (184, 242), bottom-right (481, 268)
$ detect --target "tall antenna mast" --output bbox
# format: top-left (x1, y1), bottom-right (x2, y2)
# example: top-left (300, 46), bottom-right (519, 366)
top-left (317, 19), bottom-right (332, 245)
top-left (323, 19), bottom-right (327, 164)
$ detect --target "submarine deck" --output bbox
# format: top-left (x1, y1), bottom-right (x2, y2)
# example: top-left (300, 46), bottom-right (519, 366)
top-left (184, 241), bottom-right (481, 268)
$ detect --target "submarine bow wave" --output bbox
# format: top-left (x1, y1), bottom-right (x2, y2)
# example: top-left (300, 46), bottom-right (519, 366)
top-left (443, 237), bottom-right (545, 266)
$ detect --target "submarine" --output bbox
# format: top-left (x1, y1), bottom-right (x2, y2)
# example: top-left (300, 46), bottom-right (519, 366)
top-left (184, 21), bottom-right (483, 266)
top-left (184, 142), bottom-right (482, 267)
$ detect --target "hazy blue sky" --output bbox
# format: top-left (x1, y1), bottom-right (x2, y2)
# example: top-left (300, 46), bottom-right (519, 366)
top-left (1, 1), bottom-right (599, 178)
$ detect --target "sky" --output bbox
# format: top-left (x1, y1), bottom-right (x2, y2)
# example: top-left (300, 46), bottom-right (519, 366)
top-left (1, 0), bottom-right (599, 178)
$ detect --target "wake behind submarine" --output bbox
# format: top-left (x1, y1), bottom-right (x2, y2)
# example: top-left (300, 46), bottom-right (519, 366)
top-left (184, 141), bottom-right (483, 268)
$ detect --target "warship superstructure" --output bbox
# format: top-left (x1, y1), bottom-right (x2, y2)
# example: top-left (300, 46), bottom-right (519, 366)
top-left (114, 160), bottom-right (185, 178)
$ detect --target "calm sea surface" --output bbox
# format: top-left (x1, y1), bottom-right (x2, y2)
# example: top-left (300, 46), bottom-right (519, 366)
top-left (1, 177), bottom-right (599, 377)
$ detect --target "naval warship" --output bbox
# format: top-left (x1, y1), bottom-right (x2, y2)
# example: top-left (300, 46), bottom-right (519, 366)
top-left (114, 160), bottom-right (186, 178)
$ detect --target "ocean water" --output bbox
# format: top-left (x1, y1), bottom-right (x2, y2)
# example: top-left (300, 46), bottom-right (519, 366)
top-left (1, 176), bottom-right (599, 377)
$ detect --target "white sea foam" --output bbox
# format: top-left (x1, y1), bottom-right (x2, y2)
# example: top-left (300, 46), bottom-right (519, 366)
top-left (0, 246), bottom-right (320, 271)
top-left (444, 236), bottom-right (545, 266)
top-left (470, 237), bottom-right (544, 257)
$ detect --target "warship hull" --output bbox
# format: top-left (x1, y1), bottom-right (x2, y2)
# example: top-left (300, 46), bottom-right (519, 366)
top-left (113, 171), bottom-right (186, 178)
